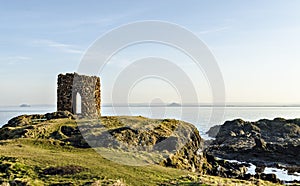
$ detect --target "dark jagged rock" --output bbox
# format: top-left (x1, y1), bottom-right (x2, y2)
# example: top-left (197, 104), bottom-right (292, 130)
top-left (206, 118), bottom-right (300, 173)
top-left (204, 154), bottom-right (249, 179)
top-left (254, 173), bottom-right (281, 183)
top-left (205, 125), bottom-right (221, 138)
top-left (255, 165), bottom-right (266, 174)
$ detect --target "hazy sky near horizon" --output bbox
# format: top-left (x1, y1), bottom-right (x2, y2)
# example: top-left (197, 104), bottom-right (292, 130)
top-left (1, 0), bottom-right (300, 106)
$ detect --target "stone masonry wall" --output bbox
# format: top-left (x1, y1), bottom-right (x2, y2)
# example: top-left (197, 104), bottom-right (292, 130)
top-left (57, 73), bottom-right (101, 118)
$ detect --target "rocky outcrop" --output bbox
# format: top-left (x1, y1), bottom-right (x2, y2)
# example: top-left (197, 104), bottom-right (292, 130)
top-left (206, 118), bottom-right (300, 172)
top-left (82, 117), bottom-right (208, 173)
top-left (0, 113), bottom-right (208, 173)
top-left (159, 122), bottom-right (204, 172)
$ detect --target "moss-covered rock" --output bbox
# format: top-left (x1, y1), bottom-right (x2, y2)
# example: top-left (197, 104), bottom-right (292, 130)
top-left (0, 113), bottom-right (207, 173)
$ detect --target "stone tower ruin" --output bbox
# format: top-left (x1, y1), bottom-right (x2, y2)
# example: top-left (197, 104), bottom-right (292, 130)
top-left (57, 73), bottom-right (101, 118)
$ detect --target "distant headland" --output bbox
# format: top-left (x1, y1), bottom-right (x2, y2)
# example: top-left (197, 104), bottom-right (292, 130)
top-left (19, 104), bottom-right (31, 107)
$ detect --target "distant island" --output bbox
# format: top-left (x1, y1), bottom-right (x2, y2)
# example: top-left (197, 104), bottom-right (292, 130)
top-left (167, 102), bottom-right (181, 107)
top-left (19, 104), bottom-right (31, 107)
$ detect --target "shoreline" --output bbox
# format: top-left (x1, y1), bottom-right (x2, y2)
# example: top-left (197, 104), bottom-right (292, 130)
top-left (0, 111), bottom-right (299, 184)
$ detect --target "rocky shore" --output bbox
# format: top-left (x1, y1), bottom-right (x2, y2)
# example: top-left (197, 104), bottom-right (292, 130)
top-left (206, 118), bottom-right (300, 183)
top-left (1, 112), bottom-right (298, 185)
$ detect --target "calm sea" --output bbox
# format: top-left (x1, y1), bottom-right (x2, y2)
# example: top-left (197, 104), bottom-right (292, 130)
top-left (1, 106), bottom-right (300, 137)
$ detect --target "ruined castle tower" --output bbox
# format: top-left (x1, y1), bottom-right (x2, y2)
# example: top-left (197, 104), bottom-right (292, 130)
top-left (57, 73), bottom-right (101, 118)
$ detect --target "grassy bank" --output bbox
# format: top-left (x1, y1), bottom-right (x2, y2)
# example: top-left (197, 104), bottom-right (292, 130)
top-left (0, 139), bottom-right (279, 185)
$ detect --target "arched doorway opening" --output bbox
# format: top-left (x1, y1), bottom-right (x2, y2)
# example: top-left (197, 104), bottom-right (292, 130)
top-left (76, 92), bottom-right (82, 114)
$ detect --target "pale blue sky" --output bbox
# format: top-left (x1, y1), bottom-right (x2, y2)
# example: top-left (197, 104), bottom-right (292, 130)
top-left (1, 0), bottom-right (300, 105)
